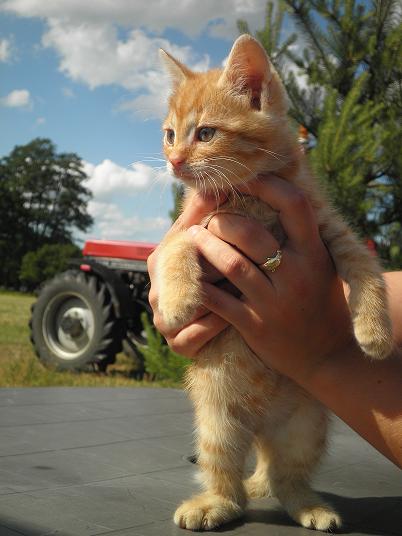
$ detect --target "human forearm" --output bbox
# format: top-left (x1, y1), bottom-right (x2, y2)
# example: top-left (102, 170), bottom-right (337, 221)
top-left (298, 342), bottom-right (402, 468)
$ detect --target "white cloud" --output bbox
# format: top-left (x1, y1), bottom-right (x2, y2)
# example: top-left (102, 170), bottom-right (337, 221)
top-left (87, 200), bottom-right (170, 242)
top-left (82, 158), bottom-right (173, 241)
top-left (0, 88), bottom-right (31, 107)
top-left (83, 158), bottom-right (169, 198)
top-left (35, 116), bottom-right (45, 125)
top-left (0, 0), bottom-right (268, 39)
top-left (40, 22), bottom-right (209, 118)
top-left (41, 22), bottom-right (202, 90)
top-left (0, 0), bottom-right (270, 118)
top-left (0, 37), bottom-right (12, 61)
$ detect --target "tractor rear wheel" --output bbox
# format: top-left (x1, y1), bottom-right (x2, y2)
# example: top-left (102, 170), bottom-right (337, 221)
top-left (30, 270), bottom-right (122, 371)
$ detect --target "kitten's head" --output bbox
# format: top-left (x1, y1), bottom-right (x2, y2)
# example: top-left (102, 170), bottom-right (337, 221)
top-left (161, 35), bottom-right (294, 193)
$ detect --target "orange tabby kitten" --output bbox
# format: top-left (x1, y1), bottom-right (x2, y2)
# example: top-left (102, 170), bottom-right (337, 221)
top-left (156, 35), bottom-right (392, 531)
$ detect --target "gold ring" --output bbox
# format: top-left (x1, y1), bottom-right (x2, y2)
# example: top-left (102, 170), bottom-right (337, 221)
top-left (259, 249), bottom-right (282, 273)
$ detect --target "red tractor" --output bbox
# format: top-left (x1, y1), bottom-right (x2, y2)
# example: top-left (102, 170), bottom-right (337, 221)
top-left (30, 240), bottom-right (157, 373)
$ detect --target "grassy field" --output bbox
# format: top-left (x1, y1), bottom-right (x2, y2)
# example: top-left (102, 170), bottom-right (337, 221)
top-left (0, 291), bottom-right (176, 388)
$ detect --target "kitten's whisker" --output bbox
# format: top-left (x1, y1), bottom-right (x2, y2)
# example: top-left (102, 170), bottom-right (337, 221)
top-left (203, 170), bottom-right (221, 210)
top-left (130, 151), bottom-right (164, 156)
top-left (139, 158), bottom-right (166, 163)
top-left (202, 163), bottom-right (245, 187)
top-left (255, 147), bottom-right (288, 164)
top-left (205, 165), bottom-right (247, 211)
top-left (195, 169), bottom-right (207, 197)
top-left (204, 156), bottom-right (253, 174)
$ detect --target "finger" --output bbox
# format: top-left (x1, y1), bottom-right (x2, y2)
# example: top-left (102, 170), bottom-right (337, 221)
top-left (168, 313), bottom-right (229, 357)
top-left (188, 225), bottom-right (274, 302)
top-left (166, 189), bottom-right (226, 237)
top-left (200, 281), bottom-right (253, 333)
top-left (238, 175), bottom-right (320, 253)
top-left (207, 213), bottom-right (281, 266)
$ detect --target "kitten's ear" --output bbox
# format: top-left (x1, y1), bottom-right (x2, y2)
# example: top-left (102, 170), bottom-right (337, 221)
top-left (219, 34), bottom-right (287, 113)
top-left (159, 49), bottom-right (192, 88)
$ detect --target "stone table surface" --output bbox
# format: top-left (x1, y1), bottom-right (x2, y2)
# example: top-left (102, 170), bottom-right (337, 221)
top-left (0, 387), bottom-right (400, 536)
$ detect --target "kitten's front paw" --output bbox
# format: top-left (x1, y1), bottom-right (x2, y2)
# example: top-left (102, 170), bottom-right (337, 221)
top-left (158, 285), bottom-right (201, 331)
top-left (174, 493), bottom-right (244, 530)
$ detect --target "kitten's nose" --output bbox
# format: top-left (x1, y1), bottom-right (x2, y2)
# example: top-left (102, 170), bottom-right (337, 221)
top-left (169, 155), bottom-right (185, 169)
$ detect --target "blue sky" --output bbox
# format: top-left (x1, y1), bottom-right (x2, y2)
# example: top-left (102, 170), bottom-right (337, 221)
top-left (0, 0), bottom-right (271, 245)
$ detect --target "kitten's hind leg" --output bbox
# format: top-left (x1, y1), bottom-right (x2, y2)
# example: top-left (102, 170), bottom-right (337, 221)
top-left (174, 401), bottom-right (254, 530)
top-left (268, 397), bottom-right (341, 531)
top-left (319, 210), bottom-right (393, 360)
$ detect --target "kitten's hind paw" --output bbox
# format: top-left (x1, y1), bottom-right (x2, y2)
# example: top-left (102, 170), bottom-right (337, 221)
top-left (354, 313), bottom-right (393, 360)
top-left (297, 505), bottom-right (342, 532)
top-left (244, 475), bottom-right (272, 499)
top-left (174, 493), bottom-right (244, 531)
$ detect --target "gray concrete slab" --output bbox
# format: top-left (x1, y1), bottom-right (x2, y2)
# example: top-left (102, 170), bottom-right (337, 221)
top-left (0, 387), bottom-right (400, 536)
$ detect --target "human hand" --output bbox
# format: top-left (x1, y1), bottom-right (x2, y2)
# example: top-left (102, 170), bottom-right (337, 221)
top-left (151, 175), bottom-right (353, 384)
top-left (186, 176), bottom-right (354, 381)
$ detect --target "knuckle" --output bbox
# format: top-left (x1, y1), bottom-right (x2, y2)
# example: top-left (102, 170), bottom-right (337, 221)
top-left (236, 219), bottom-right (257, 243)
top-left (169, 338), bottom-right (194, 358)
top-left (167, 338), bottom-right (181, 353)
top-left (223, 253), bottom-right (249, 279)
top-left (288, 190), bottom-right (309, 213)
top-left (249, 310), bottom-right (265, 336)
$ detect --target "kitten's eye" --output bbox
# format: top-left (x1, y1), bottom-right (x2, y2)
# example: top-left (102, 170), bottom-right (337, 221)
top-left (197, 127), bottom-right (215, 142)
top-left (165, 129), bottom-right (175, 145)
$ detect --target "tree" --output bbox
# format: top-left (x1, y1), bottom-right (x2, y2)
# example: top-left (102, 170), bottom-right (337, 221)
top-left (20, 243), bottom-right (82, 291)
top-left (238, 0), bottom-right (402, 267)
top-left (139, 312), bottom-right (189, 382)
top-left (0, 138), bottom-right (93, 288)
top-left (169, 181), bottom-right (185, 223)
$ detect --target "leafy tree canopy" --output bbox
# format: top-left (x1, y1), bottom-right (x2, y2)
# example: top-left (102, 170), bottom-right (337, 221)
top-left (0, 138), bottom-right (93, 288)
top-left (20, 243), bottom-right (82, 291)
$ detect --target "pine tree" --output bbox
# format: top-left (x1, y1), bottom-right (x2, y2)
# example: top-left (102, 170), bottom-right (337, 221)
top-left (238, 0), bottom-right (402, 267)
top-left (138, 313), bottom-right (189, 382)
top-left (169, 181), bottom-right (185, 223)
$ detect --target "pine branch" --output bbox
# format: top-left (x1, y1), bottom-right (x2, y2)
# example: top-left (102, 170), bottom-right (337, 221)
top-left (284, 0), bottom-right (334, 74)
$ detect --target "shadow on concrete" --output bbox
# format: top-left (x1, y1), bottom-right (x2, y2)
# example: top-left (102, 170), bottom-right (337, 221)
top-left (215, 494), bottom-right (402, 535)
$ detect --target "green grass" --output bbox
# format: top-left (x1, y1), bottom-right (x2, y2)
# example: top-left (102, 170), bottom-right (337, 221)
top-left (0, 291), bottom-right (179, 388)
